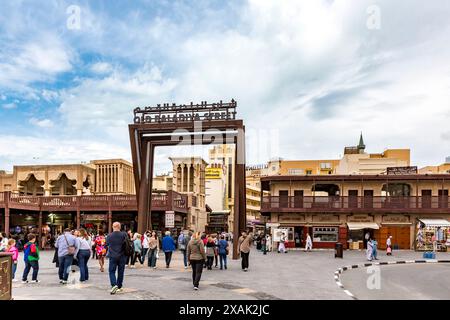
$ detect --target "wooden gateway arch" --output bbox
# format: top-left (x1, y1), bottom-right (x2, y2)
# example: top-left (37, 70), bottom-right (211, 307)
top-left (129, 100), bottom-right (246, 259)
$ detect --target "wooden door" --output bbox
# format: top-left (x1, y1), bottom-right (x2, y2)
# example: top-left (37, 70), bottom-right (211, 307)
top-left (348, 190), bottom-right (358, 208)
top-left (422, 190), bottom-right (432, 208)
top-left (376, 226), bottom-right (410, 249)
top-left (293, 190), bottom-right (303, 208)
top-left (439, 189), bottom-right (449, 208)
top-left (279, 190), bottom-right (289, 208)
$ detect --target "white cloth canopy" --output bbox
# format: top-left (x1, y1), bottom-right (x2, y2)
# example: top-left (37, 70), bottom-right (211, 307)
top-left (419, 219), bottom-right (450, 227)
top-left (347, 222), bottom-right (380, 230)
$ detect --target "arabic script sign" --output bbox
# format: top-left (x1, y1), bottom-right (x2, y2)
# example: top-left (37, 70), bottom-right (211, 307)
top-left (133, 100), bottom-right (237, 124)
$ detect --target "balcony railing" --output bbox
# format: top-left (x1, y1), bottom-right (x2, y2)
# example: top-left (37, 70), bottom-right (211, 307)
top-left (0, 191), bottom-right (188, 213)
top-left (261, 196), bottom-right (450, 213)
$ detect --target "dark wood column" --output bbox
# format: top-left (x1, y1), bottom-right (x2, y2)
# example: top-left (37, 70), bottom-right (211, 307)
top-left (76, 197), bottom-right (81, 229)
top-left (108, 196), bottom-right (112, 233)
top-left (38, 211), bottom-right (43, 249)
top-left (233, 127), bottom-right (247, 260)
top-left (4, 191), bottom-right (10, 236)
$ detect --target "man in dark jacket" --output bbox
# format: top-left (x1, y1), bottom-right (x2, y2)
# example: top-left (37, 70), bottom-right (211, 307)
top-left (106, 222), bottom-right (127, 294)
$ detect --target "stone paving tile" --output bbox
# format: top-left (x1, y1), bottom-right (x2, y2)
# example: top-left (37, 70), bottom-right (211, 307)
top-left (11, 249), bottom-right (449, 300)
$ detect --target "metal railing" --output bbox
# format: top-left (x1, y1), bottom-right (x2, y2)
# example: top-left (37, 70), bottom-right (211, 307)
top-left (261, 196), bottom-right (450, 212)
top-left (0, 191), bottom-right (188, 212)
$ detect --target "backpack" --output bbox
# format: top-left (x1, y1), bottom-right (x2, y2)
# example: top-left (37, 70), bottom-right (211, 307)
top-left (123, 233), bottom-right (134, 257)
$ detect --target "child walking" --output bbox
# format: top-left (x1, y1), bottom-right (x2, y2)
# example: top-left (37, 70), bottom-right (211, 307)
top-left (7, 239), bottom-right (19, 282)
top-left (22, 233), bottom-right (40, 283)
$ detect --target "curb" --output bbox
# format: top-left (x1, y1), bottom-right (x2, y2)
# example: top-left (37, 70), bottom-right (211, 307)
top-left (334, 259), bottom-right (450, 300)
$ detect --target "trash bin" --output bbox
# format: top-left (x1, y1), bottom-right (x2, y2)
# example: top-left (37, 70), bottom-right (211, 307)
top-left (0, 252), bottom-right (13, 300)
top-left (335, 242), bottom-right (343, 258)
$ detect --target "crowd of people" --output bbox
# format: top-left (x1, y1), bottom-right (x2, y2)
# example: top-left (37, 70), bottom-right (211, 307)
top-left (0, 225), bottom-right (257, 293)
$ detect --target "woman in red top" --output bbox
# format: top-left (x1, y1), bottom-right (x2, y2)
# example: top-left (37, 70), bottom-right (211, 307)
top-left (95, 230), bottom-right (107, 272)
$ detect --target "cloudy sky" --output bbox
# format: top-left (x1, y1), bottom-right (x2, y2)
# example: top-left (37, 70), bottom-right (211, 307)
top-left (1, 0), bottom-right (450, 174)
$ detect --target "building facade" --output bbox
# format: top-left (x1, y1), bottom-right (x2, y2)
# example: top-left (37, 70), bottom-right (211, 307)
top-left (170, 157), bottom-right (208, 232)
top-left (261, 174), bottom-right (450, 251)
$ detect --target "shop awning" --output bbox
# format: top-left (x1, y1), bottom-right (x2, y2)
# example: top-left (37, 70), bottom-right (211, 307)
top-left (347, 222), bottom-right (379, 230)
top-left (419, 219), bottom-right (450, 227)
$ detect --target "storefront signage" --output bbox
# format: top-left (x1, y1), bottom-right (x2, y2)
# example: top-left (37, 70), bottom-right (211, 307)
top-left (273, 228), bottom-right (289, 242)
top-left (382, 215), bottom-right (410, 223)
top-left (82, 214), bottom-right (107, 221)
top-left (205, 167), bottom-right (222, 179)
top-left (133, 100), bottom-right (237, 124)
top-left (266, 223), bottom-right (280, 228)
top-left (347, 215), bottom-right (373, 222)
top-left (387, 166), bottom-right (418, 175)
top-left (165, 211), bottom-right (175, 228)
top-left (278, 214), bottom-right (305, 223)
top-left (312, 215), bottom-right (340, 223)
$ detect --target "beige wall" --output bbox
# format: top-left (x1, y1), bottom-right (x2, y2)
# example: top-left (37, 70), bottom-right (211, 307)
top-left (92, 159), bottom-right (135, 195)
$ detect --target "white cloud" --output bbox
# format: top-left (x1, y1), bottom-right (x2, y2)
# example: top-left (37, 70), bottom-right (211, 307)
top-left (2, 103), bottom-right (17, 109)
top-left (90, 62), bottom-right (113, 74)
top-left (29, 118), bottom-right (54, 128)
top-left (0, 34), bottom-right (73, 92)
top-left (41, 89), bottom-right (59, 101)
top-left (0, 135), bottom-right (131, 171)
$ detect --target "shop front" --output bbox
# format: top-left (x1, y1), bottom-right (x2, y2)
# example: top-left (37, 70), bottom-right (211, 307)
top-left (112, 212), bottom-right (137, 232)
top-left (276, 213), bottom-right (306, 248)
top-left (9, 212), bottom-right (39, 250)
top-left (415, 218), bottom-right (450, 252)
top-left (310, 214), bottom-right (346, 249)
top-left (80, 213), bottom-right (108, 235)
top-left (374, 215), bottom-right (412, 250)
top-left (346, 215), bottom-right (379, 250)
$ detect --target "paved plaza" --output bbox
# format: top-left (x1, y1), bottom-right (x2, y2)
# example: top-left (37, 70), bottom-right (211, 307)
top-left (11, 248), bottom-right (450, 300)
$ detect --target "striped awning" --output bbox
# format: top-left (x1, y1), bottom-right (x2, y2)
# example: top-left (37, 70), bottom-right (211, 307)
top-left (347, 222), bottom-right (379, 230)
top-left (419, 219), bottom-right (450, 227)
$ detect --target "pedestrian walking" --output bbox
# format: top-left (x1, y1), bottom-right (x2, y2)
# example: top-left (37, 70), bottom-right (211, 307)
top-left (21, 233), bottom-right (40, 283)
top-left (218, 235), bottom-right (229, 270)
top-left (55, 228), bottom-right (79, 284)
top-left (7, 239), bottom-right (19, 282)
top-left (213, 235), bottom-right (219, 268)
top-left (205, 236), bottom-right (215, 270)
top-left (278, 234), bottom-right (287, 253)
top-left (141, 231), bottom-right (150, 264)
top-left (106, 222), bottom-right (127, 295)
top-left (305, 233), bottom-right (313, 252)
top-left (187, 232), bottom-right (206, 290)
top-left (95, 230), bottom-right (107, 272)
top-left (366, 237), bottom-right (374, 261)
top-left (266, 234), bottom-right (272, 252)
top-left (238, 231), bottom-right (253, 272)
top-left (0, 232), bottom-right (8, 252)
top-left (131, 233), bottom-right (142, 268)
top-left (147, 231), bottom-right (158, 269)
top-left (178, 231), bottom-right (189, 269)
top-left (77, 229), bottom-right (92, 282)
top-left (386, 235), bottom-right (393, 256)
top-left (162, 231), bottom-right (176, 268)
top-left (372, 238), bottom-right (378, 260)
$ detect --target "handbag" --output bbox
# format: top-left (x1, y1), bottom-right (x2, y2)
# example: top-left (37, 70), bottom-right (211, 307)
top-left (64, 234), bottom-right (76, 256)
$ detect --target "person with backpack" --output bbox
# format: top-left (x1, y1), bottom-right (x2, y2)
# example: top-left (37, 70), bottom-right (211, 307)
top-left (162, 231), bottom-right (176, 268)
top-left (55, 228), bottom-right (79, 284)
top-left (178, 231), bottom-right (189, 269)
top-left (131, 233), bottom-right (142, 268)
top-left (106, 222), bottom-right (129, 295)
top-left (187, 232), bottom-right (206, 290)
top-left (21, 233), bottom-right (40, 283)
top-left (218, 234), bottom-right (229, 270)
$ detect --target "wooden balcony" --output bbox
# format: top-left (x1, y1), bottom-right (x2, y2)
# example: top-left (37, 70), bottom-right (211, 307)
top-left (0, 191), bottom-right (188, 213)
top-left (261, 196), bottom-right (450, 214)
